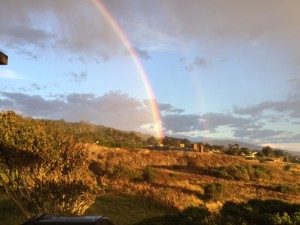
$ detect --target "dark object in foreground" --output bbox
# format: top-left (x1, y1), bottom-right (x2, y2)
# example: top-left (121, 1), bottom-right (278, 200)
top-left (0, 51), bottom-right (8, 65)
top-left (22, 215), bottom-right (115, 225)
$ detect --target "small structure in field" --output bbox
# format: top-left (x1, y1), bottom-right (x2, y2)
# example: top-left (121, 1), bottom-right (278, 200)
top-left (199, 145), bottom-right (204, 154)
top-left (192, 143), bottom-right (198, 150)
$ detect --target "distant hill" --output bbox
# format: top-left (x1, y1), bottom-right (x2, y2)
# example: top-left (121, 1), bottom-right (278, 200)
top-left (205, 140), bottom-right (263, 150)
top-left (187, 138), bottom-right (263, 150)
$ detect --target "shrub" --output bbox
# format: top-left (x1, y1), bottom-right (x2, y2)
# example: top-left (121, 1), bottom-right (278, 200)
top-left (111, 165), bottom-right (142, 181)
top-left (252, 164), bottom-right (272, 180)
top-left (143, 166), bottom-right (159, 182)
top-left (276, 185), bottom-right (300, 194)
top-left (204, 182), bottom-right (228, 202)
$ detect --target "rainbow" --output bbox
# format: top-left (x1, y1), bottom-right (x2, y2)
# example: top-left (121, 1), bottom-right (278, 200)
top-left (92, 0), bottom-right (164, 139)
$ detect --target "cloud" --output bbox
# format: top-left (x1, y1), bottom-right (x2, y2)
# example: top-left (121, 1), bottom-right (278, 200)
top-left (0, 91), bottom-right (156, 134)
top-left (162, 112), bottom-right (254, 134)
top-left (131, 47), bottom-right (151, 60)
top-left (286, 78), bottom-right (300, 91)
top-left (3, 25), bottom-right (53, 49)
top-left (162, 114), bottom-right (202, 133)
top-left (31, 83), bottom-right (48, 90)
top-left (160, 110), bottom-right (296, 144)
top-left (0, 69), bottom-right (23, 79)
top-left (185, 57), bottom-right (209, 71)
top-left (157, 103), bottom-right (185, 114)
top-left (2, 0), bottom-right (300, 61)
top-left (233, 128), bottom-right (300, 144)
top-left (201, 112), bottom-right (252, 131)
top-left (0, 1), bottom-right (122, 59)
top-left (234, 95), bottom-right (300, 118)
top-left (66, 72), bottom-right (88, 83)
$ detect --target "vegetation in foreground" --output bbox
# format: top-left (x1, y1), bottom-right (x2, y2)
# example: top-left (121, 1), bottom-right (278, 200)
top-left (1, 111), bottom-right (300, 225)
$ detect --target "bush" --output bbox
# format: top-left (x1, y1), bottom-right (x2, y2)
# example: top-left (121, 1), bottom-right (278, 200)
top-left (220, 199), bottom-right (300, 225)
top-left (206, 164), bottom-right (273, 181)
top-left (111, 165), bottom-right (142, 181)
top-left (204, 182), bottom-right (228, 202)
top-left (276, 185), bottom-right (300, 194)
top-left (143, 166), bottom-right (159, 182)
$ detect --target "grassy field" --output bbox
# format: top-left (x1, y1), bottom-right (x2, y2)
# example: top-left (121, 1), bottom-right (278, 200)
top-left (0, 192), bottom-right (171, 225)
top-left (2, 146), bottom-right (300, 225)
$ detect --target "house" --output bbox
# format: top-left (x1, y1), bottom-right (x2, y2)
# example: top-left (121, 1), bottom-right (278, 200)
top-left (245, 151), bottom-right (258, 160)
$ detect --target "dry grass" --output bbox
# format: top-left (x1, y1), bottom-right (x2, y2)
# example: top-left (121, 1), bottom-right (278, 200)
top-left (87, 145), bottom-right (300, 212)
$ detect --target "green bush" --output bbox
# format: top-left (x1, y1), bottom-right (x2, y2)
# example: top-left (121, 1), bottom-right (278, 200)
top-left (143, 166), bottom-right (159, 182)
top-left (220, 199), bottom-right (300, 225)
top-left (111, 165), bottom-right (143, 181)
top-left (252, 165), bottom-right (272, 180)
top-left (276, 185), bottom-right (300, 194)
top-left (134, 199), bottom-right (300, 225)
top-left (206, 165), bottom-right (272, 181)
top-left (204, 182), bottom-right (228, 202)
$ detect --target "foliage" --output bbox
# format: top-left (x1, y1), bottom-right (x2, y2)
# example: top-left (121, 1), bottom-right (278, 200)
top-left (262, 146), bottom-right (273, 157)
top-left (276, 185), bottom-right (300, 194)
top-left (162, 136), bottom-right (182, 147)
top-left (0, 111), bottom-right (100, 218)
top-left (273, 149), bottom-right (285, 157)
top-left (220, 199), bottom-right (300, 225)
top-left (204, 182), bottom-right (228, 202)
top-left (143, 166), bottom-right (159, 182)
top-left (135, 199), bottom-right (300, 225)
top-left (205, 164), bottom-right (273, 181)
top-left (111, 165), bottom-right (143, 181)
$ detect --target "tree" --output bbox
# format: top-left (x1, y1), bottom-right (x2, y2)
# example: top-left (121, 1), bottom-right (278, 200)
top-left (181, 138), bottom-right (191, 147)
top-left (262, 146), bottom-right (273, 157)
top-left (0, 111), bottom-right (100, 218)
top-left (146, 136), bottom-right (158, 146)
top-left (162, 136), bottom-right (181, 147)
top-left (273, 149), bottom-right (285, 157)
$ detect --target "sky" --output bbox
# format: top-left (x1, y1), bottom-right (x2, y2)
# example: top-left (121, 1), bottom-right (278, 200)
top-left (0, 0), bottom-right (300, 151)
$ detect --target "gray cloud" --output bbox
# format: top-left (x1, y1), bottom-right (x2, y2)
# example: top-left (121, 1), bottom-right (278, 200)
top-left (0, 1), bottom-right (122, 60)
top-left (31, 83), bottom-right (48, 91)
top-left (0, 92), bottom-right (64, 116)
top-left (185, 57), bottom-right (209, 71)
top-left (1, 0), bottom-right (300, 63)
top-left (157, 103), bottom-right (185, 114)
top-left (160, 111), bottom-right (295, 143)
top-left (162, 112), bottom-right (255, 134)
top-left (234, 96), bottom-right (300, 118)
top-left (0, 90), bottom-right (298, 144)
top-left (132, 47), bottom-right (151, 60)
top-left (162, 114), bottom-right (202, 133)
top-left (0, 91), bottom-right (154, 133)
top-left (233, 128), bottom-right (300, 144)
top-left (66, 72), bottom-right (88, 83)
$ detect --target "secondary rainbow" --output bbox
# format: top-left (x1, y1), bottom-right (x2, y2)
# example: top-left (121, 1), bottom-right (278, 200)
top-left (92, 0), bottom-right (163, 139)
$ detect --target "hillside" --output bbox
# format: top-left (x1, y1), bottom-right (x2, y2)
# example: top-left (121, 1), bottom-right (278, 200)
top-left (85, 145), bottom-right (300, 224)
top-left (1, 111), bottom-right (300, 225)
